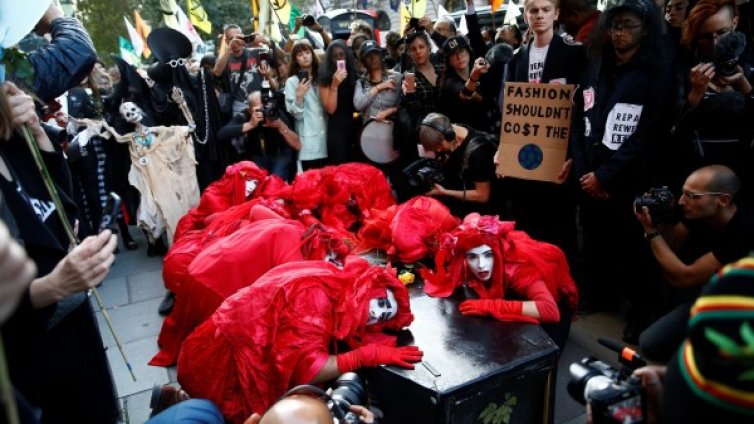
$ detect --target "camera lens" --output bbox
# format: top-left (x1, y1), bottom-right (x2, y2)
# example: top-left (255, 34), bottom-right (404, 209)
top-left (302, 15), bottom-right (315, 26)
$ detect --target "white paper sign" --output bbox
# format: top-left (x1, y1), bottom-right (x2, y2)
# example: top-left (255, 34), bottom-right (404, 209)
top-left (601, 103), bottom-right (643, 151)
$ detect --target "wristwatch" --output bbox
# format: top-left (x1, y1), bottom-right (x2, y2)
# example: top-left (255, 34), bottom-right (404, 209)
top-left (644, 231), bottom-right (661, 240)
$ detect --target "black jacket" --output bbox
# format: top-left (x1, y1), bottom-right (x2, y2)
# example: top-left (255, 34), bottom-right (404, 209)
top-left (29, 17), bottom-right (96, 102)
top-left (570, 53), bottom-right (675, 197)
top-left (509, 34), bottom-right (585, 85)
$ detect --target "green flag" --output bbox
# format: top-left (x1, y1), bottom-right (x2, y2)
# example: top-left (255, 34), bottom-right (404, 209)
top-left (289, 3), bottom-right (305, 37)
top-left (118, 36), bottom-right (141, 65)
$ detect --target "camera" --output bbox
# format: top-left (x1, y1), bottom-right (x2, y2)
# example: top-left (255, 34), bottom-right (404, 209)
top-left (568, 339), bottom-right (647, 424)
top-left (260, 91), bottom-right (280, 121)
top-left (302, 14), bottom-right (316, 27)
top-left (403, 158), bottom-right (446, 191)
top-left (409, 17), bottom-right (421, 30)
top-left (713, 31), bottom-right (747, 77)
top-left (634, 186), bottom-right (675, 225)
top-left (328, 372), bottom-right (368, 424)
top-left (243, 33), bottom-right (257, 44)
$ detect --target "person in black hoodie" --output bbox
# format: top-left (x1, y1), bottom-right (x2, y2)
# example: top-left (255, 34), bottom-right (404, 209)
top-left (570, 0), bottom-right (676, 343)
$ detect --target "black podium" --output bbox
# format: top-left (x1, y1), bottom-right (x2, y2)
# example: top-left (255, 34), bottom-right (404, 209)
top-left (365, 284), bottom-right (559, 424)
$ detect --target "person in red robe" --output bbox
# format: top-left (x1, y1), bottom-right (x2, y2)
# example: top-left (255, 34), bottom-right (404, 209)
top-left (151, 213), bottom-right (352, 366)
top-left (422, 213), bottom-right (578, 349)
top-left (177, 258), bottom-right (421, 423)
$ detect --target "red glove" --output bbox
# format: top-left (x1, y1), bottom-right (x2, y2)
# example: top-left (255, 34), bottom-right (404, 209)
top-left (458, 299), bottom-right (538, 324)
top-left (337, 344), bottom-right (424, 373)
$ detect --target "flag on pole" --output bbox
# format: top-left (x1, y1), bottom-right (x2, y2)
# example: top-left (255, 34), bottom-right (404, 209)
top-left (119, 36), bottom-right (141, 65)
top-left (312, 0), bottom-right (325, 18)
top-left (409, 0), bottom-right (427, 17)
top-left (124, 16), bottom-right (144, 57)
top-left (160, 0), bottom-right (180, 30)
top-left (269, 0), bottom-right (291, 30)
top-left (458, 13), bottom-right (468, 34)
top-left (186, 0), bottom-right (212, 34)
top-left (490, 0), bottom-right (505, 12)
top-left (250, 0), bottom-right (260, 32)
top-left (504, 0), bottom-right (521, 25)
top-left (133, 10), bottom-right (152, 58)
top-left (176, 6), bottom-right (204, 46)
top-left (437, 4), bottom-right (451, 20)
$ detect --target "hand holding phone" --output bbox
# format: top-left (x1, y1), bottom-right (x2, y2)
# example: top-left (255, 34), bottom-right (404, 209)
top-left (403, 72), bottom-right (416, 93)
top-left (297, 70), bottom-right (309, 83)
top-left (98, 192), bottom-right (122, 233)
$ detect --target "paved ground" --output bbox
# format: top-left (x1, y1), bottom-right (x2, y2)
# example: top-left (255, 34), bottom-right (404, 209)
top-left (96, 228), bottom-right (628, 424)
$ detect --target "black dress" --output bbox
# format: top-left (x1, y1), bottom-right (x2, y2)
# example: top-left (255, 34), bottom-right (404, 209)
top-left (325, 79), bottom-right (361, 165)
top-left (0, 137), bottom-right (119, 424)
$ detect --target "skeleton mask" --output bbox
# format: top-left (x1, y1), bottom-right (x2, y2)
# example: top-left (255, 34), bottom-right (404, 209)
top-left (367, 289), bottom-right (398, 326)
top-left (245, 179), bottom-right (259, 198)
top-left (465, 244), bottom-right (494, 282)
top-left (119, 102), bottom-right (144, 124)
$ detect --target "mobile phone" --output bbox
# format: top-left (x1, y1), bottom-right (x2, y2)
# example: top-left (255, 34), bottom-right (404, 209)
top-left (336, 59), bottom-right (346, 72)
top-left (99, 192), bottom-right (122, 233)
top-left (297, 70), bottom-right (309, 82)
top-left (243, 33), bottom-right (257, 44)
top-left (259, 50), bottom-right (270, 66)
top-left (409, 17), bottom-right (420, 29)
top-left (404, 72), bottom-right (416, 91)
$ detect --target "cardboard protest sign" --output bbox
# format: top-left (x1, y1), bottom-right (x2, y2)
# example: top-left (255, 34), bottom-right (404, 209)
top-left (497, 82), bottom-right (575, 183)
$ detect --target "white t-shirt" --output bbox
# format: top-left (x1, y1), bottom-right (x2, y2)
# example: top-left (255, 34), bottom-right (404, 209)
top-left (528, 44), bottom-right (549, 83)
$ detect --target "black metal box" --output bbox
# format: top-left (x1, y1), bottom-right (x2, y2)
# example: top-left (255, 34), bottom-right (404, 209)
top-left (365, 285), bottom-right (559, 424)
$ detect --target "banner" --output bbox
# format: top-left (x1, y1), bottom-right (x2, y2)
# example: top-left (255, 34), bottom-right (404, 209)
top-left (269, 0), bottom-right (291, 31)
top-left (250, 0), bottom-right (260, 32)
top-left (491, 0), bottom-right (505, 12)
top-left (160, 0), bottom-right (180, 30)
top-left (409, 0), bottom-right (427, 17)
top-left (124, 16), bottom-right (144, 57)
top-left (187, 0), bottom-right (212, 34)
top-left (133, 10), bottom-right (152, 58)
top-left (497, 82), bottom-right (575, 182)
top-left (118, 36), bottom-right (141, 65)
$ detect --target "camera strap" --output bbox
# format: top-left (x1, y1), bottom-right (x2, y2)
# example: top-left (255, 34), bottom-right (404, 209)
top-left (234, 50), bottom-right (249, 96)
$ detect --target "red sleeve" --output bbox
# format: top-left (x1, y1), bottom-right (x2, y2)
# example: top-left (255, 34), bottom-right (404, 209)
top-left (521, 280), bottom-right (560, 323)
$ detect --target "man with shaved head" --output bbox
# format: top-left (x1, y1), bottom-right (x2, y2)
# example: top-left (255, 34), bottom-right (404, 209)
top-left (245, 395), bottom-right (373, 424)
top-left (635, 165), bottom-right (754, 361)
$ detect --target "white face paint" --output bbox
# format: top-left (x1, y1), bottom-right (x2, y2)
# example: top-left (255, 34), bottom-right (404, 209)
top-left (465, 244), bottom-right (494, 282)
top-left (245, 179), bottom-right (259, 198)
top-left (119, 102), bottom-right (144, 124)
top-left (367, 289), bottom-right (398, 326)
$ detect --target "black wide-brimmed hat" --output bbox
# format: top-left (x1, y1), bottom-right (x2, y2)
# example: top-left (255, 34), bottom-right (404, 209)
top-left (147, 27), bottom-right (192, 66)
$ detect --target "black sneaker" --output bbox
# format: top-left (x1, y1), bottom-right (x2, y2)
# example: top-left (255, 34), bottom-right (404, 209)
top-left (158, 291), bottom-right (176, 316)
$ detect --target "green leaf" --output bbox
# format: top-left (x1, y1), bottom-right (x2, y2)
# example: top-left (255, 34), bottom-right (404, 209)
top-left (740, 322), bottom-right (754, 348)
top-left (479, 403), bottom-right (497, 424)
top-left (706, 327), bottom-right (743, 355)
top-left (739, 369), bottom-right (754, 381)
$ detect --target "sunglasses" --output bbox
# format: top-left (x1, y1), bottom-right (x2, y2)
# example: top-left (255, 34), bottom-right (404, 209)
top-left (167, 58), bottom-right (188, 68)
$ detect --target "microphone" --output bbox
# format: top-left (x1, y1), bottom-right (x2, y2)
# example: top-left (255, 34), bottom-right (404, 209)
top-left (598, 338), bottom-right (647, 370)
top-left (485, 43), bottom-right (514, 68)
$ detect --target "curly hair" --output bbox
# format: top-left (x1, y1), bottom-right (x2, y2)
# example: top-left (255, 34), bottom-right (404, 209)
top-left (681, 0), bottom-right (738, 47)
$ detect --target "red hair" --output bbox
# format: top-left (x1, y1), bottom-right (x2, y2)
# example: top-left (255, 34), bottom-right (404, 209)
top-left (682, 0), bottom-right (738, 47)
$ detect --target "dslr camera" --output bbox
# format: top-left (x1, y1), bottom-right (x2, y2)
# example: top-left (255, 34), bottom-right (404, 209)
top-left (568, 339), bottom-right (647, 424)
top-left (327, 373), bottom-right (368, 424)
top-left (260, 91), bottom-right (280, 121)
top-left (301, 14), bottom-right (316, 27)
top-left (403, 158), bottom-right (446, 191)
top-left (634, 186), bottom-right (675, 225)
top-left (713, 31), bottom-right (747, 77)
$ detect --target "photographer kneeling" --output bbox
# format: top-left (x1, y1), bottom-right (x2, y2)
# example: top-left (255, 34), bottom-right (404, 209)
top-left (217, 91), bottom-right (301, 181)
top-left (416, 113), bottom-right (497, 217)
top-left (634, 165), bottom-right (754, 362)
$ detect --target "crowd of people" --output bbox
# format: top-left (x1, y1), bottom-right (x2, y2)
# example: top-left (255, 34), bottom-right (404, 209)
top-left (2, 0), bottom-right (754, 422)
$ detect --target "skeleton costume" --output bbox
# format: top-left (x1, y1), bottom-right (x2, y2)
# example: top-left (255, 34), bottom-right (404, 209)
top-left (104, 102), bottom-right (199, 245)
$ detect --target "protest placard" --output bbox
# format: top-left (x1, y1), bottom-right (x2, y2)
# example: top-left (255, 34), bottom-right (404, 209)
top-left (497, 82), bottom-right (575, 182)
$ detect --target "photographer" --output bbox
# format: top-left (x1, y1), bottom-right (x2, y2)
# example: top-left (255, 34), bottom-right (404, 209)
top-left (673, 0), bottom-right (754, 206)
top-left (214, 25), bottom-right (278, 117)
top-left (217, 91), bottom-right (300, 181)
top-left (286, 15), bottom-right (332, 51)
top-left (635, 165), bottom-right (754, 362)
top-left (245, 389), bottom-right (374, 424)
top-left (417, 113), bottom-right (497, 217)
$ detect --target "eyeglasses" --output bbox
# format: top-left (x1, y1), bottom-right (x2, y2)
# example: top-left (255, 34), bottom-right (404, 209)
top-left (681, 191), bottom-right (726, 200)
top-left (609, 22), bottom-right (642, 33)
top-left (167, 58), bottom-right (188, 68)
top-left (697, 26), bottom-right (733, 42)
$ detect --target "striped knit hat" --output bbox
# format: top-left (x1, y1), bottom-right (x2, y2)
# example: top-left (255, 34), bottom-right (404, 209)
top-left (664, 257), bottom-right (754, 421)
